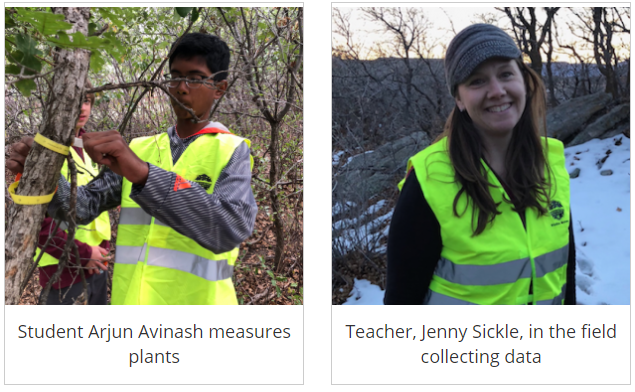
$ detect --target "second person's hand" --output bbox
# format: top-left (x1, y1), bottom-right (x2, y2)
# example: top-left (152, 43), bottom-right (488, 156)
top-left (86, 245), bottom-right (110, 275)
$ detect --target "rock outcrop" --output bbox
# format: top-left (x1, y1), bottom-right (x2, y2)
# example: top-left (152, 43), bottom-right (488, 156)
top-left (568, 103), bottom-right (630, 146)
top-left (333, 131), bottom-right (429, 202)
top-left (546, 92), bottom-right (612, 141)
top-left (546, 92), bottom-right (629, 147)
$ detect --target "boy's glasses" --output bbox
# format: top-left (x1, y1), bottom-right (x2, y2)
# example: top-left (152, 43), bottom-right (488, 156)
top-left (163, 74), bottom-right (214, 89)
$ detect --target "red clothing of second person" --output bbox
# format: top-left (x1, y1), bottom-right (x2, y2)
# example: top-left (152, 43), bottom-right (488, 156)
top-left (37, 128), bottom-right (110, 290)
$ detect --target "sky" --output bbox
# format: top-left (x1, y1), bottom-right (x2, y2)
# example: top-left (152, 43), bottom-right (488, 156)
top-left (332, 6), bottom-right (631, 62)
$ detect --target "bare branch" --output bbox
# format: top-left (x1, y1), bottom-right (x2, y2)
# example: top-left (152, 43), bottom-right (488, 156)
top-left (5, 64), bottom-right (63, 86)
top-left (39, 153), bottom-right (79, 304)
top-left (88, 23), bottom-right (109, 37)
top-left (87, 80), bottom-right (204, 123)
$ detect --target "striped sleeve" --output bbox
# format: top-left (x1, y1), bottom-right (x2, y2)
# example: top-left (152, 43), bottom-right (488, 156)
top-left (47, 167), bottom-right (123, 225)
top-left (129, 142), bottom-right (257, 253)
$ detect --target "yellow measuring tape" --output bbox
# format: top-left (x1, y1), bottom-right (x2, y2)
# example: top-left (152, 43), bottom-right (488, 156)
top-left (8, 181), bottom-right (56, 205)
top-left (34, 133), bottom-right (70, 155)
top-left (9, 133), bottom-right (69, 205)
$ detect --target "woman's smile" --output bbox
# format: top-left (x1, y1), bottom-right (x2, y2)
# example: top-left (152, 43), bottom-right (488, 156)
top-left (455, 58), bottom-right (527, 136)
top-left (486, 103), bottom-right (512, 113)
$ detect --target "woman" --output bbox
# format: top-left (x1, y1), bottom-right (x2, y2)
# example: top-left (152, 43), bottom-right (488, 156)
top-left (385, 24), bottom-right (575, 305)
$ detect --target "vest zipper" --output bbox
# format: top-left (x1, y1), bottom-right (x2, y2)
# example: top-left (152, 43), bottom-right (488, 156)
top-left (144, 217), bottom-right (154, 264)
top-left (525, 212), bottom-right (536, 305)
top-left (138, 216), bottom-right (154, 304)
top-left (486, 161), bottom-right (535, 305)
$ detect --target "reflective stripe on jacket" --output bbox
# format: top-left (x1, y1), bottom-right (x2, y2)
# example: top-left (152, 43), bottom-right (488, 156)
top-left (36, 147), bottom-right (111, 267)
top-left (113, 131), bottom-right (250, 305)
top-left (406, 137), bottom-right (570, 305)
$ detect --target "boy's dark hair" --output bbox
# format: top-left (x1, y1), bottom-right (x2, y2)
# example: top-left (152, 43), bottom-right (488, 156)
top-left (168, 33), bottom-right (230, 82)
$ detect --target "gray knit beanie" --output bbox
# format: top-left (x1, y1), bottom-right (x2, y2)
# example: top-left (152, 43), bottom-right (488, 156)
top-left (445, 23), bottom-right (521, 96)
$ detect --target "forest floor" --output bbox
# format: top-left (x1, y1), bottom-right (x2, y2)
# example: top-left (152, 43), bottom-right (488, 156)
top-left (332, 251), bottom-right (385, 305)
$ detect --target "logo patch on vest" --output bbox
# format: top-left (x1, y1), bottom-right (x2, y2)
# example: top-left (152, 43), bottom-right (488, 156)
top-left (194, 174), bottom-right (212, 190)
top-left (549, 200), bottom-right (564, 220)
top-left (173, 174), bottom-right (192, 191)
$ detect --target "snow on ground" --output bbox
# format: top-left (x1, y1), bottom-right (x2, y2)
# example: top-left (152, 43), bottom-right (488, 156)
top-left (342, 136), bottom-right (630, 305)
top-left (333, 210), bottom-right (393, 254)
top-left (332, 200), bottom-right (388, 231)
top-left (342, 279), bottom-right (386, 305)
top-left (332, 201), bottom-right (357, 216)
top-left (332, 151), bottom-right (344, 166)
top-left (334, 150), bottom-right (374, 168)
top-left (565, 136), bottom-right (630, 305)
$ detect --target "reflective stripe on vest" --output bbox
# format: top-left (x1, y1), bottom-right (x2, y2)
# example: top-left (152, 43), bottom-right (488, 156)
top-left (407, 137), bottom-right (570, 305)
top-left (434, 244), bottom-right (568, 286)
top-left (118, 207), bottom-right (175, 228)
top-left (116, 245), bottom-right (234, 281)
top-left (118, 207), bottom-right (152, 226)
top-left (536, 285), bottom-right (566, 305)
top-left (425, 284), bottom-right (566, 305)
top-left (113, 131), bottom-right (251, 305)
top-left (36, 146), bottom-right (111, 267)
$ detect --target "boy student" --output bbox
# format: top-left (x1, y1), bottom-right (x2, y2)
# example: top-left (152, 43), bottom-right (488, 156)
top-left (8, 33), bottom-right (257, 305)
top-left (8, 81), bottom-right (111, 305)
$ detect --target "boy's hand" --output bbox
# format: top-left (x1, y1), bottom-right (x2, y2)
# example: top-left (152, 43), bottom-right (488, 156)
top-left (6, 136), bottom-right (34, 175)
top-left (86, 245), bottom-right (109, 275)
top-left (82, 131), bottom-right (149, 185)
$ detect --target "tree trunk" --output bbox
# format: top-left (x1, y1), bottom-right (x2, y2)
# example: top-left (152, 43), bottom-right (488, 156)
top-left (592, 7), bottom-right (618, 99)
top-left (545, 27), bottom-right (558, 107)
top-left (268, 121), bottom-right (285, 272)
top-left (5, 7), bottom-right (91, 305)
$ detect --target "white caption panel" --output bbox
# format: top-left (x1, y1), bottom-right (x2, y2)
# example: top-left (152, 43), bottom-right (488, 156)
top-left (332, 305), bottom-right (630, 384)
top-left (6, 305), bottom-right (303, 384)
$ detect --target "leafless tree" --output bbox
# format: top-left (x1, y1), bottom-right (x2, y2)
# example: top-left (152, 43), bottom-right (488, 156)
top-left (218, 7), bottom-right (303, 273)
top-left (498, 7), bottom-right (560, 105)
top-left (568, 7), bottom-right (630, 99)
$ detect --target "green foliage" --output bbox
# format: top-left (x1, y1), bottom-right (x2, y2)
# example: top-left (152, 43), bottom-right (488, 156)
top-left (47, 31), bottom-right (112, 50)
top-left (175, 7), bottom-right (193, 18)
top-left (5, 9), bottom-right (17, 28)
top-left (15, 9), bottom-right (72, 35)
top-left (14, 33), bottom-right (43, 71)
top-left (6, 32), bottom-right (44, 96)
top-left (14, 78), bottom-right (37, 97)
top-left (95, 7), bottom-right (135, 29)
top-left (100, 31), bottom-right (126, 59)
top-left (90, 52), bottom-right (107, 71)
top-left (190, 8), bottom-right (200, 23)
top-left (6, 7), bottom-right (131, 94)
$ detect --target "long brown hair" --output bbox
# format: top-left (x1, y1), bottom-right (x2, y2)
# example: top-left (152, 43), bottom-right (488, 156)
top-left (437, 59), bottom-right (552, 235)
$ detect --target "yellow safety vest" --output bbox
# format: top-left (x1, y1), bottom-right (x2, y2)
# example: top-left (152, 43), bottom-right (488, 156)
top-left (113, 131), bottom-right (251, 305)
top-left (36, 147), bottom-right (111, 267)
top-left (405, 137), bottom-right (570, 305)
